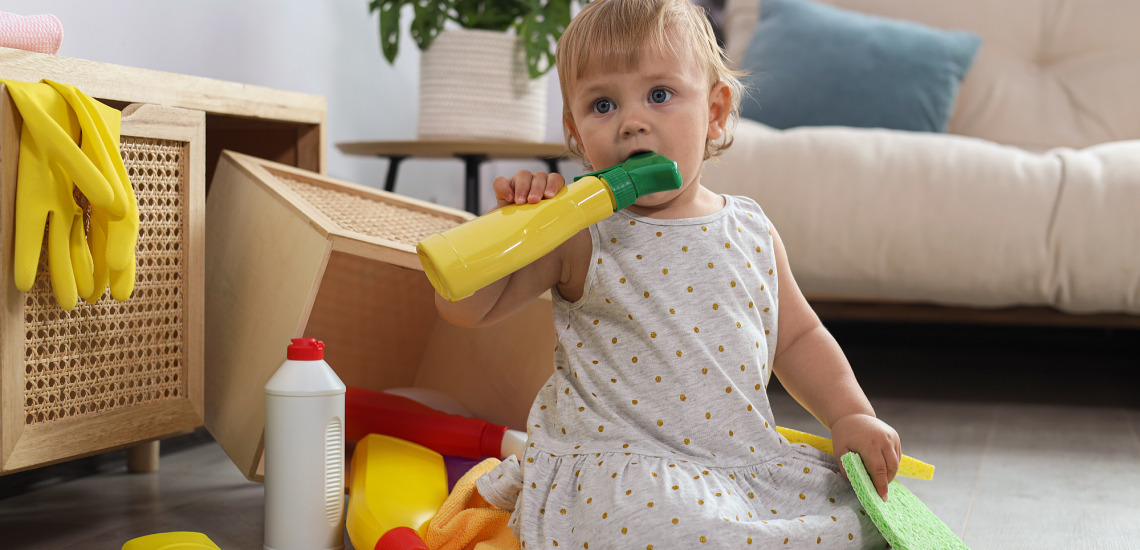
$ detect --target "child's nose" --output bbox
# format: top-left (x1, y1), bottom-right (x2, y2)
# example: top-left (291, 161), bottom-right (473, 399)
top-left (618, 109), bottom-right (650, 138)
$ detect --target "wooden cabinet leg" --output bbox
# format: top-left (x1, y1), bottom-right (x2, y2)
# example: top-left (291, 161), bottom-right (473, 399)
top-left (127, 440), bottom-right (160, 473)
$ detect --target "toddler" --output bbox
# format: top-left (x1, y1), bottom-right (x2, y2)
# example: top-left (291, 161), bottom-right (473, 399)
top-left (435, 0), bottom-right (899, 547)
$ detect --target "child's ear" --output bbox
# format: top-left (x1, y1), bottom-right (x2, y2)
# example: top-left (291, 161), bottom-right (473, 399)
top-left (707, 81), bottom-right (732, 141)
top-left (564, 113), bottom-right (590, 164)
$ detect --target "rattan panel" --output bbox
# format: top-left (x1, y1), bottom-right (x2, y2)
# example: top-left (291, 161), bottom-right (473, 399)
top-left (23, 137), bottom-right (187, 425)
top-left (276, 175), bottom-right (461, 247)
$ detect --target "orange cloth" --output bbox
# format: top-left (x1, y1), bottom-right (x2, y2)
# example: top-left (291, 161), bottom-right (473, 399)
top-left (425, 458), bottom-right (520, 550)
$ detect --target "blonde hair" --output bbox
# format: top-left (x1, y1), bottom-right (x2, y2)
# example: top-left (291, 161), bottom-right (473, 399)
top-left (556, 0), bottom-right (748, 165)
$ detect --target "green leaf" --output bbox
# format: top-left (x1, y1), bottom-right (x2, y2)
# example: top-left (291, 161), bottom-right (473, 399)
top-left (517, 0), bottom-right (576, 79)
top-left (452, 0), bottom-right (531, 31)
top-left (410, 0), bottom-right (449, 51)
top-left (370, 0), bottom-right (406, 64)
top-left (373, 0), bottom-right (584, 69)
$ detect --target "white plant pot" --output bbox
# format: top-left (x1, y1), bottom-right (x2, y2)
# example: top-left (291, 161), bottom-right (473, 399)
top-left (417, 29), bottom-right (547, 142)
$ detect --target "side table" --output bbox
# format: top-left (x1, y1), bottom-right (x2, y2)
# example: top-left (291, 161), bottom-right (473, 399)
top-left (337, 140), bottom-right (567, 214)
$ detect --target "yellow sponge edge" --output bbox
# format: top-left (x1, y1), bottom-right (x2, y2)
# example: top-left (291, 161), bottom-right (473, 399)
top-left (775, 426), bottom-right (934, 481)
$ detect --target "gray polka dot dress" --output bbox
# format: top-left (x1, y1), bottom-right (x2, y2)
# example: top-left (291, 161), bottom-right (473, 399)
top-left (479, 196), bottom-right (887, 549)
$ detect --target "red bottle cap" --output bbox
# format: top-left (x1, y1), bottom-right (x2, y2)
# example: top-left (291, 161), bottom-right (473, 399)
top-left (481, 422), bottom-right (509, 459)
top-left (287, 338), bottom-right (325, 361)
top-left (375, 526), bottom-right (428, 550)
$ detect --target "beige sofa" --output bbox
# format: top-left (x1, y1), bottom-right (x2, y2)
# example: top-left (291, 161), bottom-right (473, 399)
top-left (702, 0), bottom-right (1140, 320)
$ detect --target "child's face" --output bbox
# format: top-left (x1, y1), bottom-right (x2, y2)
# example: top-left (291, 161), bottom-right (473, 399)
top-left (564, 42), bottom-right (730, 207)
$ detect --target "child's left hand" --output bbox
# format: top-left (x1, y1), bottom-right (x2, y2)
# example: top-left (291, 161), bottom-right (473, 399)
top-left (492, 169), bottom-right (566, 210)
top-left (830, 413), bottom-right (901, 502)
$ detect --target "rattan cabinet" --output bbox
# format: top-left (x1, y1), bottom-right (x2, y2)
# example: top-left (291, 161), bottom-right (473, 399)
top-left (0, 95), bottom-right (206, 473)
top-left (0, 47), bottom-right (325, 474)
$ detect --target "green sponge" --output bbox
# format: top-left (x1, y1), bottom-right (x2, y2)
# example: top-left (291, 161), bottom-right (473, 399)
top-left (841, 452), bottom-right (970, 550)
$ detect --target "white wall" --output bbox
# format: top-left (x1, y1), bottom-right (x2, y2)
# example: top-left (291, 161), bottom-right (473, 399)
top-left (9, 0), bottom-right (582, 212)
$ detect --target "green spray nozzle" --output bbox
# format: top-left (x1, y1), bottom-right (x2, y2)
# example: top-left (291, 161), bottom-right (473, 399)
top-left (573, 152), bottom-right (683, 211)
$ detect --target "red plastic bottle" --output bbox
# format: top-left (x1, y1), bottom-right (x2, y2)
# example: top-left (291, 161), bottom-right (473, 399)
top-left (345, 387), bottom-right (511, 459)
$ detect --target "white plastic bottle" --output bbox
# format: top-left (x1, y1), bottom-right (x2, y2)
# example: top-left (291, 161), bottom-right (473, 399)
top-left (264, 338), bottom-right (346, 550)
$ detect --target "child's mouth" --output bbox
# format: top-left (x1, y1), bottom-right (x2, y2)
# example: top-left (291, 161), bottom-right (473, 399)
top-left (625, 149), bottom-right (653, 162)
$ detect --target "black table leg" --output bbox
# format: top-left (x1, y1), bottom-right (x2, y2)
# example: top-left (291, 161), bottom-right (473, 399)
top-left (456, 154), bottom-right (488, 215)
top-left (381, 155), bottom-right (407, 193)
top-left (542, 157), bottom-right (560, 175)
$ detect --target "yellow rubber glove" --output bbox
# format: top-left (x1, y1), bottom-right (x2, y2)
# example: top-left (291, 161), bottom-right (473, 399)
top-left (93, 95), bottom-right (137, 302)
top-left (17, 132), bottom-right (95, 308)
top-left (46, 80), bottom-right (138, 273)
top-left (1, 79), bottom-right (118, 210)
top-left (2, 80), bottom-right (104, 309)
top-left (90, 91), bottom-right (138, 302)
top-left (85, 169), bottom-right (138, 303)
top-left (44, 80), bottom-right (139, 302)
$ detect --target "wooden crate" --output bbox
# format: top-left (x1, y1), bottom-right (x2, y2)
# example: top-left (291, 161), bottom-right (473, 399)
top-left (206, 152), bottom-right (559, 481)
top-left (0, 88), bottom-right (206, 474)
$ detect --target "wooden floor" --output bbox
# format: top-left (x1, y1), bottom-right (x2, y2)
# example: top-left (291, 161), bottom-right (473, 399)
top-left (2, 322), bottom-right (1138, 549)
top-left (770, 393), bottom-right (1140, 549)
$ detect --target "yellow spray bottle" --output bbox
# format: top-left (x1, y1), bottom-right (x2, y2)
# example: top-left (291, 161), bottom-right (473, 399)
top-left (417, 152), bottom-right (683, 301)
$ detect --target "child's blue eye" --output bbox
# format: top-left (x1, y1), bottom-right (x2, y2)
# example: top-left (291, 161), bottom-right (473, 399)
top-left (650, 89), bottom-right (672, 103)
top-left (593, 99), bottom-right (614, 114)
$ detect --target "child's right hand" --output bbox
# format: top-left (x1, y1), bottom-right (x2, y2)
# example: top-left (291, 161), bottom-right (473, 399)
top-left (492, 170), bottom-right (566, 210)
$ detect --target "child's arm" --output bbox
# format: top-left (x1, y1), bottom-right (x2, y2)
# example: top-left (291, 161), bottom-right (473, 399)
top-left (768, 224), bottom-right (901, 501)
top-left (433, 170), bottom-right (591, 328)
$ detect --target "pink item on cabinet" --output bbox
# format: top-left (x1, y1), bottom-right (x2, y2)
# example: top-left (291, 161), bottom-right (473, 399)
top-left (0, 12), bottom-right (63, 55)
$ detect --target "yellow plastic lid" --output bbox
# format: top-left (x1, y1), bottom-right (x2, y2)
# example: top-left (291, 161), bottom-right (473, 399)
top-left (121, 532), bottom-right (220, 550)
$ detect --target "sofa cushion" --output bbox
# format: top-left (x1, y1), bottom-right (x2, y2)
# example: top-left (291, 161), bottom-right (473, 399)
top-left (702, 119), bottom-right (1140, 314)
top-left (738, 0), bottom-right (980, 133)
top-left (724, 0), bottom-right (1140, 150)
top-left (1048, 141), bottom-right (1140, 313)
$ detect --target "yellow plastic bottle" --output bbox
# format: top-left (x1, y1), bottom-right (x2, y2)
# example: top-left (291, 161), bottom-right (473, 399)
top-left (345, 434), bottom-right (449, 550)
top-left (418, 152), bottom-right (683, 301)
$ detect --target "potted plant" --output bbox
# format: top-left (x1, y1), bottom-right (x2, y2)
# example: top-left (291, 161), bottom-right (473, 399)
top-left (370, 0), bottom-right (583, 142)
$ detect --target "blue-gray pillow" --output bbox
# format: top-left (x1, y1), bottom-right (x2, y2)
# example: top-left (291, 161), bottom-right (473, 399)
top-left (739, 0), bottom-right (982, 133)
